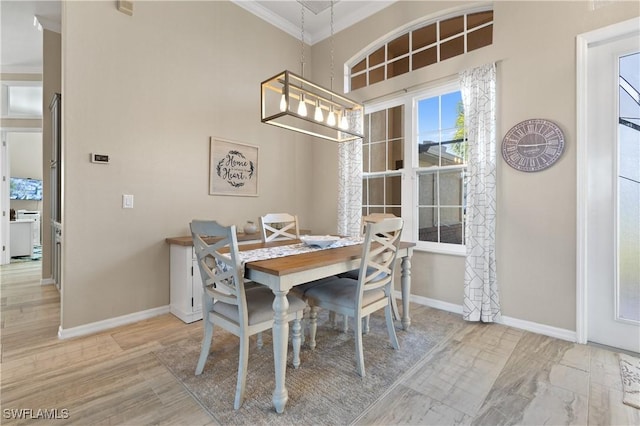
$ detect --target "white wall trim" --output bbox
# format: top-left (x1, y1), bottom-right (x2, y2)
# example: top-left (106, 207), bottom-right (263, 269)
top-left (57, 305), bottom-right (171, 339)
top-left (398, 291), bottom-right (576, 342)
top-left (40, 277), bottom-right (55, 286)
top-left (575, 16), bottom-right (640, 346)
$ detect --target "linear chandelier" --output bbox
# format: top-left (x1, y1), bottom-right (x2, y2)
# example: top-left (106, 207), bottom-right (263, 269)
top-left (260, 1), bottom-right (364, 143)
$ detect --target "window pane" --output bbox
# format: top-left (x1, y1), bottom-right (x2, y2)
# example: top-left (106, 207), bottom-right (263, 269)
top-left (440, 36), bottom-right (464, 61)
top-left (413, 47), bottom-right (437, 70)
top-left (467, 10), bottom-right (493, 29)
top-left (370, 110), bottom-right (386, 142)
top-left (370, 142), bottom-right (387, 172)
top-left (388, 139), bottom-right (404, 170)
top-left (369, 66), bottom-right (385, 85)
top-left (388, 206), bottom-right (402, 217)
top-left (418, 134), bottom-right (441, 167)
top-left (362, 143), bottom-right (370, 172)
top-left (388, 105), bottom-right (404, 139)
top-left (439, 208), bottom-right (464, 244)
top-left (418, 207), bottom-right (438, 242)
top-left (468, 25), bottom-right (493, 52)
top-left (440, 170), bottom-right (463, 206)
top-left (362, 178), bottom-right (369, 205)
top-left (351, 73), bottom-right (367, 91)
top-left (386, 175), bottom-right (402, 205)
top-left (388, 57), bottom-right (409, 78)
top-left (440, 16), bottom-right (464, 39)
top-left (418, 172), bottom-right (436, 205)
top-left (412, 23), bottom-right (437, 50)
top-left (388, 33), bottom-right (409, 60)
top-left (368, 176), bottom-right (384, 205)
top-left (369, 46), bottom-right (385, 67)
top-left (352, 58), bottom-right (367, 73)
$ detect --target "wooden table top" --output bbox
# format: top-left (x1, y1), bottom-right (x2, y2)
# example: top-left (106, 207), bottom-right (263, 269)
top-left (240, 240), bottom-right (415, 277)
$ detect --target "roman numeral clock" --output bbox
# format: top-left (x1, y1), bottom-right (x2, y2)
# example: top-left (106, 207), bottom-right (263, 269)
top-left (501, 119), bottom-right (565, 172)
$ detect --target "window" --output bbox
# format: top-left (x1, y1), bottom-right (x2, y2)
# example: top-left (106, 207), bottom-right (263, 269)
top-left (363, 79), bottom-right (467, 254)
top-left (349, 9), bottom-right (493, 91)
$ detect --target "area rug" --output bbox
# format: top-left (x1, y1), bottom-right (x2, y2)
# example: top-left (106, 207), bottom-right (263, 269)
top-left (154, 306), bottom-right (461, 425)
top-left (619, 353), bottom-right (640, 409)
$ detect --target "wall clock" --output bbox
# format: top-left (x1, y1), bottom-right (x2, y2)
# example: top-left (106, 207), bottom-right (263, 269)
top-left (501, 119), bottom-right (565, 172)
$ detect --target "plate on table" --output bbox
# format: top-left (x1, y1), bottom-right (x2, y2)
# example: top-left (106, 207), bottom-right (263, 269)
top-left (300, 235), bottom-right (341, 248)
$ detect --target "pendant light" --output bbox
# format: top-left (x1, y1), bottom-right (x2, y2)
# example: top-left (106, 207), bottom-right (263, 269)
top-left (260, 1), bottom-right (364, 142)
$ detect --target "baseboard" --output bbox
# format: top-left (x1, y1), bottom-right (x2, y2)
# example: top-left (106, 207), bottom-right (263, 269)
top-left (40, 277), bottom-right (55, 286)
top-left (57, 305), bottom-right (171, 339)
top-left (395, 291), bottom-right (576, 343)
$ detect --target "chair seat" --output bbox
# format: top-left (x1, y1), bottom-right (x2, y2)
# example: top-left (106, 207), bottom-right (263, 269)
top-left (213, 287), bottom-right (307, 325)
top-left (290, 276), bottom-right (339, 297)
top-left (338, 267), bottom-right (387, 281)
top-left (305, 277), bottom-right (386, 310)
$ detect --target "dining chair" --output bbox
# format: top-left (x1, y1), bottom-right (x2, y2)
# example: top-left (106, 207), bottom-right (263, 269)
top-left (259, 213), bottom-right (300, 242)
top-left (305, 217), bottom-right (403, 377)
top-left (190, 220), bottom-right (307, 410)
top-left (339, 213), bottom-right (401, 327)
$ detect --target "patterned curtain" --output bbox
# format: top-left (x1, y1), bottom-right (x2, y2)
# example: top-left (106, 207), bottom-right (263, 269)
top-left (337, 139), bottom-right (363, 237)
top-left (460, 63), bottom-right (501, 322)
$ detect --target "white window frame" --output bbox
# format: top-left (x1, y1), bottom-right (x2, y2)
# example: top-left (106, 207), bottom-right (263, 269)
top-left (364, 75), bottom-right (466, 255)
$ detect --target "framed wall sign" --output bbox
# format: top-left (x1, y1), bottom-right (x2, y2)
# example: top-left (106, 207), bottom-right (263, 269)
top-left (209, 137), bottom-right (258, 196)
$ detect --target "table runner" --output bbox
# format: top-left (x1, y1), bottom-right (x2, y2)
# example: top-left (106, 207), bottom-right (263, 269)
top-left (238, 237), bottom-right (363, 263)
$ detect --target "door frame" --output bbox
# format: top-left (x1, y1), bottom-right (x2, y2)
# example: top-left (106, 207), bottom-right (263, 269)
top-left (576, 16), bottom-right (640, 345)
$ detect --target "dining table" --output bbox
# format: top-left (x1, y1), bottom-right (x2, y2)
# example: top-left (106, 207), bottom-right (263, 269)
top-left (237, 238), bottom-right (415, 414)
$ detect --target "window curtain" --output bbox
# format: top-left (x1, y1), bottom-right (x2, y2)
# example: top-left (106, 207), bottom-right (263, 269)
top-left (337, 139), bottom-right (363, 237)
top-left (460, 63), bottom-right (501, 322)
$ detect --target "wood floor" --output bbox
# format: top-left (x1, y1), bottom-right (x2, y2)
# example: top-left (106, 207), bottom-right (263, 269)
top-left (1, 261), bottom-right (638, 425)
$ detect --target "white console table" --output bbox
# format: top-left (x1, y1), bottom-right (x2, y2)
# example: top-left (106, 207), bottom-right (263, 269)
top-left (10, 220), bottom-right (34, 258)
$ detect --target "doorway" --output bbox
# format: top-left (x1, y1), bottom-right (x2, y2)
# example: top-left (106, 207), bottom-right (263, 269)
top-left (577, 18), bottom-right (640, 353)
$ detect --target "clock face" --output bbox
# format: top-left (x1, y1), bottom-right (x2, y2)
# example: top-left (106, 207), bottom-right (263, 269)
top-left (501, 119), bottom-right (565, 172)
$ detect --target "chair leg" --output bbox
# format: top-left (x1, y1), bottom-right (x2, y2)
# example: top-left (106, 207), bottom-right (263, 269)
top-left (385, 303), bottom-right (400, 350)
top-left (195, 319), bottom-right (214, 375)
top-left (354, 314), bottom-right (365, 377)
top-left (329, 311), bottom-right (337, 328)
top-left (292, 316), bottom-right (302, 369)
top-left (257, 332), bottom-right (263, 349)
top-left (234, 334), bottom-right (250, 410)
top-left (342, 315), bottom-right (349, 333)
top-left (390, 293), bottom-right (401, 321)
top-left (309, 307), bottom-right (318, 350)
top-left (363, 315), bottom-right (370, 334)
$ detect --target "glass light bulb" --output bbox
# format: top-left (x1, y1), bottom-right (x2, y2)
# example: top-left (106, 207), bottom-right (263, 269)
top-left (327, 106), bottom-right (336, 126)
top-left (314, 100), bottom-right (324, 122)
top-left (297, 93), bottom-right (307, 117)
top-left (339, 111), bottom-right (349, 130)
top-left (279, 93), bottom-right (287, 112)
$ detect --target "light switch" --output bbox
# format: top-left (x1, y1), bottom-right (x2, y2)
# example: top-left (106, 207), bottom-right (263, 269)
top-left (122, 194), bottom-right (134, 209)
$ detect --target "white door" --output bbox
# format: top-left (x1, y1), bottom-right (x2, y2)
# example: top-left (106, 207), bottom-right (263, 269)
top-left (585, 27), bottom-right (640, 353)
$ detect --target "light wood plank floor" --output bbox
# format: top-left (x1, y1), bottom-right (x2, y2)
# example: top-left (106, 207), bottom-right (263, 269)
top-left (1, 261), bottom-right (638, 425)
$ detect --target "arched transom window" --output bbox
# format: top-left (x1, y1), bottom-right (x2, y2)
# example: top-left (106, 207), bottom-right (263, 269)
top-left (349, 9), bottom-right (493, 91)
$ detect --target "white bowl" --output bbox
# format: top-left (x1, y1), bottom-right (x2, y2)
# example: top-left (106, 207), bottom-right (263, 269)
top-left (300, 235), bottom-right (341, 248)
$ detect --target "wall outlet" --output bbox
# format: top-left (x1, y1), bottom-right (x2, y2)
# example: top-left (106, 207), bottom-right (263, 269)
top-left (122, 194), bottom-right (134, 209)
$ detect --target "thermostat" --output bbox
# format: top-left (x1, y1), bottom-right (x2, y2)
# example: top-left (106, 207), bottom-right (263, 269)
top-left (90, 153), bottom-right (110, 164)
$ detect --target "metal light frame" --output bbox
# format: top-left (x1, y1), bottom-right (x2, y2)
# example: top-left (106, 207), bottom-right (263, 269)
top-left (261, 70), bottom-right (364, 143)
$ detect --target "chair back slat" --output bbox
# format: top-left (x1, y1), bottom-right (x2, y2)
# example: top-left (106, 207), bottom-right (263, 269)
top-left (357, 218), bottom-right (403, 297)
top-left (259, 213), bottom-right (300, 242)
top-left (190, 220), bottom-right (248, 309)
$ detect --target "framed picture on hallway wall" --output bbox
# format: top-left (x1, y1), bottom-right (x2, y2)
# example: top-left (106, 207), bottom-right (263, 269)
top-left (209, 137), bottom-right (259, 197)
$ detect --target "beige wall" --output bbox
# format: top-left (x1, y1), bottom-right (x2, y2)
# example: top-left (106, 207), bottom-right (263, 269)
top-left (309, 0), bottom-right (640, 331)
top-left (60, 1), bottom-right (639, 331)
top-left (61, 1), bottom-right (315, 328)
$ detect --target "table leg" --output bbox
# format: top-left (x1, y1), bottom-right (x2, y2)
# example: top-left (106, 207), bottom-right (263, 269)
top-left (401, 256), bottom-right (411, 330)
top-left (271, 289), bottom-right (289, 414)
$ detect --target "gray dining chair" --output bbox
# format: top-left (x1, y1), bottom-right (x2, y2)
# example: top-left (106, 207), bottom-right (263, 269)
top-left (305, 217), bottom-right (403, 377)
top-left (190, 220), bottom-right (307, 410)
top-left (339, 213), bottom-right (401, 330)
